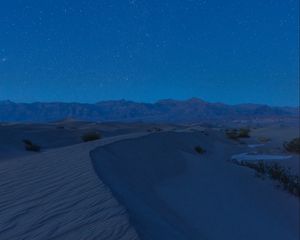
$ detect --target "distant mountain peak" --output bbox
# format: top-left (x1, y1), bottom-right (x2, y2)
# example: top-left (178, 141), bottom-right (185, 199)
top-left (0, 99), bottom-right (298, 123)
top-left (156, 97), bottom-right (206, 104)
top-left (187, 97), bottom-right (207, 103)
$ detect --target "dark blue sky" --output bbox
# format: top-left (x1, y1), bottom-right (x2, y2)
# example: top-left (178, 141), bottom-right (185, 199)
top-left (0, 0), bottom-right (299, 106)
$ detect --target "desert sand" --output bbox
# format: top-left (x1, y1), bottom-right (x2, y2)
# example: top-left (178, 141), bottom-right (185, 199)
top-left (0, 122), bottom-right (299, 240)
top-left (0, 131), bottom-right (149, 240)
top-left (91, 129), bottom-right (299, 240)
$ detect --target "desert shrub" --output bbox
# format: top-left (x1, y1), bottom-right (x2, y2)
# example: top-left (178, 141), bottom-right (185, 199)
top-left (234, 160), bottom-right (300, 197)
top-left (258, 136), bottom-right (271, 143)
top-left (284, 138), bottom-right (300, 154)
top-left (238, 128), bottom-right (250, 138)
top-left (81, 132), bottom-right (101, 142)
top-left (287, 176), bottom-right (300, 196)
top-left (239, 160), bottom-right (266, 174)
top-left (195, 146), bottom-right (206, 154)
top-left (268, 163), bottom-right (286, 180)
top-left (226, 128), bottom-right (250, 140)
top-left (22, 139), bottom-right (41, 152)
top-left (154, 127), bottom-right (162, 132)
top-left (255, 161), bottom-right (267, 174)
top-left (225, 129), bottom-right (238, 139)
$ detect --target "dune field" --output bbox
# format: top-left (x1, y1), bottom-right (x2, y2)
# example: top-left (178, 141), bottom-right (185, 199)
top-left (0, 122), bottom-right (299, 240)
top-left (0, 128), bottom-right (147, 240)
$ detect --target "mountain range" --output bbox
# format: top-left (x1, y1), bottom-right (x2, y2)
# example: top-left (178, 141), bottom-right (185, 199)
top-left (0, 98), bottom-right (298, 123)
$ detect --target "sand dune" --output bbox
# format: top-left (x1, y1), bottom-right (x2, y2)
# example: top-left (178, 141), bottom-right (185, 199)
top-left (91, 131), bottom-right (299, 240)
top-left (0, 122), bottom-right (171, 160)
top-left (0, 123), bottom-right (299, 240)
top-left (0, 133), bottom-right (148, 240)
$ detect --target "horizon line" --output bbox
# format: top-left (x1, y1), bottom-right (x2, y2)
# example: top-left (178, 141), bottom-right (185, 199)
top-left (0, 98), bottom-right (299, 108)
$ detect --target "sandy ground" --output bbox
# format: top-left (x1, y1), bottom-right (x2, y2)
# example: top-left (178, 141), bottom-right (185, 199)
top-left (91, 131), bottom-right (299, 240)
top-left (245, 126), bottom-right (300, 174)
top-left (0, 122), bottom-right (299, 240)
top-left (0, 121), bottom-right (171, 160)
top-left (0, 132), bottom-right (149, 240)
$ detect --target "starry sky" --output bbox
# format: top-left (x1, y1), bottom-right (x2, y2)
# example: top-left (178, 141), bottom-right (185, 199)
top-left (0, 0), bottom-right (299, 106)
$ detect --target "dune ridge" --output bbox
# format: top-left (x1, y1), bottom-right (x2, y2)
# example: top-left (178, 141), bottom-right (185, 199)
top-left (0, 133), bottom-right (147, 240)
top-left (91, 131), bottom-right (299, 240)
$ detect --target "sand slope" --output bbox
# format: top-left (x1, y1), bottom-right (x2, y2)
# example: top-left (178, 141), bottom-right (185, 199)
top-left (0, 122), bottom-right (170, 160)
top-left (92, 131), bottom-right (299, 240)
top-left (0, 133), bottom-right (147, 240)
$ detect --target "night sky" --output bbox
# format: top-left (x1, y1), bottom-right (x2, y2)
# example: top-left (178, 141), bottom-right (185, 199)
top-left (0, 0), bottom-right (299, 106)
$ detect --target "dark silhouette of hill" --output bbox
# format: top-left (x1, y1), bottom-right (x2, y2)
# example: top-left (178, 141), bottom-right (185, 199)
top-left (0, 98), bottom-right (298, 123)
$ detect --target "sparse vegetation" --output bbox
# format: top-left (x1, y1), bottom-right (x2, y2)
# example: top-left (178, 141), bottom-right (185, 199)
top-left (235, 160), bottom-right (300, 197)
top-left (238, 128), bottom-right (250, 138)
top-left (154, 127), bottom-right (162, 132)
top-left (225, 129), bottom-right (239, 139)
top-left (81, 132), bottom-right (101, 142)
top-left (284, 138), bottom-right (300, 154)
top-left (195, 146), bottom-right (206, 154)
top-left (147, 127), bottom-right (162, 132)
top-left (258, 136), bottom-right (271, 143)
top-left (22, 139), bottom-right (41, 152)
top-left (225, 128), bottom-right (250, 140)
top-left (201, 131), bottom-right (209, 136)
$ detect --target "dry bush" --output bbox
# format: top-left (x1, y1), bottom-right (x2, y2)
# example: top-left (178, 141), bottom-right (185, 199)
top-left (81, 132), bottom-right (101, 142)
top-left (23, 139), bottom-right (41, 152)
top-left (236, 160), bottom-right (299, 197)
top-left (195, 146), bottom-right (206, 154)
top-left (284, 138), bottom-right (300, 154)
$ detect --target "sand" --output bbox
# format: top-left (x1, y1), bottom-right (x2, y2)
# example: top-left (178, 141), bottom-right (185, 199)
top-left (0, 132), bottom-right (148, 240)
top-left (0, 122), bottom-right (299, 240)
top-left (0, 121), bottom-right (173, 161)
top-left (91, 131), bottom-right (299, 240)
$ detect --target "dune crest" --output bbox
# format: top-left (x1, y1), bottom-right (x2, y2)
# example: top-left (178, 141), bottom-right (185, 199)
top-left (0, 133), bottom-right (147, 240)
